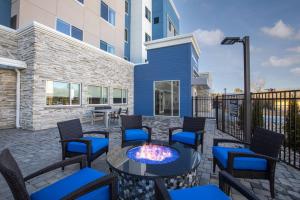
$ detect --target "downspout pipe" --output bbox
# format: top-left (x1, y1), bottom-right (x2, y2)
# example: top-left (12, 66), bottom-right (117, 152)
top-left (15, 69), bottom-right (20, 128)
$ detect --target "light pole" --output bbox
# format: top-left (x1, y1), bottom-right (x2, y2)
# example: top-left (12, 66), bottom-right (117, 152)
top-left (221, 36), bottom-right (251, 143)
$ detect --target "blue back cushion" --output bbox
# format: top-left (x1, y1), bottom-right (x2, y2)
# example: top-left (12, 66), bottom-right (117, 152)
top-left (213, 146), bottom-right (267, 171)
top-left (30, 168), bottom-right (109, 200)
top-left (170, 185), bottom-right (229, 200)
top-left (125, 129), bottom-right (148, 141)
top-left (172, 131), bottom-right (202, 145)
top-left (67, 137), bottom-right (109, 154)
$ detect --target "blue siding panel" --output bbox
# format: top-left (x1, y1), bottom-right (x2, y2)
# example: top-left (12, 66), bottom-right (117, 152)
top-left (134, 43), bottom-right (193, 117)
top-left (152, 0), bottom-right (180, 40)
top-left (0, 0), bottom-right (11, 27)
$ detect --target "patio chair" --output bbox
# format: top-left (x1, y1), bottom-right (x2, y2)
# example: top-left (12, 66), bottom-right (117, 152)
top-left (155, 170), bottom-right (260, 200)
top-left (121, 107), bottom-right (129, 115)
top-left (169, 117), bottom-right (206, 152)
top-left (213, 127), bottom-right (284, 198)
top-left (121, 115), bottom-right (151, 146)
top-left (109, 108), bottom-right (122, 121)
top-left (0, 149), bottom-right (117, 200)
top-left (57, 119), bottom-right (109, 168)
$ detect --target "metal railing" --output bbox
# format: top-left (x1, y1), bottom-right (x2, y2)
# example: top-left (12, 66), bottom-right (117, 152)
top-left (213, 90), bottom-right (300, 169)
top-left (192, 97), bottom-right (216, 118)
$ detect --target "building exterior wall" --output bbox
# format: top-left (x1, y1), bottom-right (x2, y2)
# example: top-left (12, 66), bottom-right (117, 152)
top-left (134, 43), bottom-right (192, 117)
top-left (12, 0), bottom-right (125, 58)
top-left (0, 0), bottom-right (11, 27)
top-left (152, 0), bottom-right (179, 40)
top-left (0, 23), bottom-right (134, 130)
top-left (0, 69), bottom-right (16, 129)
top-left (130, 0), bottom-right (152, 63)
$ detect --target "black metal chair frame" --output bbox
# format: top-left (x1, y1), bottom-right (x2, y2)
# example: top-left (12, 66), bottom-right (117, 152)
top-left (213, 127), bottom-right (284, 198)
top-left (0, 149), bottom-right (117, 200)
top-left (120, 115), bottom-right (152, 146)
top-left (57, 119), bottom-right (109, 168)
top-left (155, 170), bottom-right (260, 200)
top-left (169, 116), bottom-right (206, 152)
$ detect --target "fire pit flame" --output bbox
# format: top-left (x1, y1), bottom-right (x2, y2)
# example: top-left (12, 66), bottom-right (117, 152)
top-left (135, 144), bottom-right (172, 161)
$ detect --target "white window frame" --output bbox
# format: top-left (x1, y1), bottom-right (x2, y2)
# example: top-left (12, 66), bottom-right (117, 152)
top-left (45, 80), bottom-right (82, 107)
top-left (75, 0), bottom-right (84, 6)
top-left (101, 1), bottom-right (116, 26)
top-left (87, 85), bottom-right (109, 105)
top-left (113, 88), bottom-right (128, 105)
top-left (153, 80), bottom-right (180, 117)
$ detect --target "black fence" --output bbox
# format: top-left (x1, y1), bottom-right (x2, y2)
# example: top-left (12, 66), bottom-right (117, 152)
top-left (193, 90), bottom-right (300, 169)
top-left (192, 97), bottom-right (216, 118)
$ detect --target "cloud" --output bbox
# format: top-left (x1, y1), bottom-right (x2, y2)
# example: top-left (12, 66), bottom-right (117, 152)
top-left (290, 67), bottom-right (300, 75)
top-left (287, 46), bottom-right (300, 53)
top-left (193, 29), bottom-right (224, 46)
top-left (261, 20), bottom-right (299, 39)
top-left (262, 55), bottom-right (300, 67)
top-left (250, 45), bottom-right (262, 53)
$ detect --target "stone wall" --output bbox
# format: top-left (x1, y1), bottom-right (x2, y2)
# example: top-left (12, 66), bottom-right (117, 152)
top-left (0, 69), bottom-right (16, 129)
top-left (17, 23), bottom-right (134, 130)
top-left (0, 25), bottom-right (17, 59)
top-left (0, 26), bottom-right (18, 129)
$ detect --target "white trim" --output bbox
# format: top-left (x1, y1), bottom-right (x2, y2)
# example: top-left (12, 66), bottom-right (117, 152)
top-left (145, 33), bottom-right (201, 57)
top-left (15, 69), bottom-right (20, 128)
top-left (16, 21), bottom-right (134, 66)
top-left (0, 24), bottom-right (17, 34)
top-left (168, 0), bottom-right (180, 19)
top-left (153, 80), bottom-right (180, 117)
top-left (0, 57), bottom-right (27, 69)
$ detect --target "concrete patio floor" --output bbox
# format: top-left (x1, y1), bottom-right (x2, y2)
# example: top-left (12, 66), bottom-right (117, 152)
top-left (0, 118), bottom-right (299, 200)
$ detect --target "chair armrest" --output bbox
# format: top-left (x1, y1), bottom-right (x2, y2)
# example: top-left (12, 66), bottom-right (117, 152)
top-left (60, 139), bottom-right (92, 158)
top-left (24, 155), bottom-right (87, 181)
top-left (195, 130), bottom-right (205, 144)
top-left (61, 174), bottom-right (118, 200)
top-left (227, 152), bottom-right (277, 172)
top-left (213, 138), bottom-right (250, 147)
top-left (154, 179), bottom-right (171, 200)
top-left (83, 130), bottom-right (109, 138)
top-left (142, 126), bottom-right (152, 134)
top-left (219, 171), bottom-right (260, 200)
top-left (169, 127), bottom-right (182, 133)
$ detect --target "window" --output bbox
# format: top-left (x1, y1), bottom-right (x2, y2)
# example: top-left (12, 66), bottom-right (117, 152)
top-left (113, 89), bottom-right (127, 104)
top-left (72, 26), bottom-right (83, 41)
top-left (10, 15), bottom-right (17, 29)
top-left (124, 28), bottom-right (128, 42)
top-left (100, 40), bottom-right (115, 54)
top-left (56, 19), bottom-right (83, 41)
top-left (145, 33), bottom-right (151, 42)
top-left (154, 17), bottom-right (159, 24)
top-left (154, 81), bottom-right (179, 116)
top-left (124, 57), bottom-right (128, 61)
top-left (145, 7), bottom-right (151, 22)
top-left (169, 21), bottom-right (172, 31)
top-left (46, 81), bottom-right (81, 106)
top-left (125, 0), bottom-right (129, 14)
top-left (87, 86), bottom-right (108, 104)
top-left (101, 1), bottom-right (115, 25)
top-left (76, 0), bottom-right (84, 4)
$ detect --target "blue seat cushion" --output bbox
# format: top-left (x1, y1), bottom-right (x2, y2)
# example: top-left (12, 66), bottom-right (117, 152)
top-left (212, 146), bottom-right (267, 171)
top-left (30, 168), bottom-right (109, 200)
top-left (172, 131), bottom-right (202, 145)
top-left (67, 137), bottom-right (109, 154)
top-left (125, 129), bottom-right (148, 141)
top-left (169, 184), bottom-right (229, 200)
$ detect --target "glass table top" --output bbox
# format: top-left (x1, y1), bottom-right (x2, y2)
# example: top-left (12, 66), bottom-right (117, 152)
top-left (107, 140), bottom-right (201, 178)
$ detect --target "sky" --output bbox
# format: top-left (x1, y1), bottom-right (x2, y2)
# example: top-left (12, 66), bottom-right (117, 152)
top-left (173, 0), bottom-right (300, 93)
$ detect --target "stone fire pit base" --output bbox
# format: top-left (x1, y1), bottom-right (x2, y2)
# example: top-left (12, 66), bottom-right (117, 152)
top-left (113, 168), bottom-right (199, 200)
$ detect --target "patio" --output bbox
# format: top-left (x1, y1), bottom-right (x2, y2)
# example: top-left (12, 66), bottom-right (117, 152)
top-left (0, 118), bottom-right (299, 200)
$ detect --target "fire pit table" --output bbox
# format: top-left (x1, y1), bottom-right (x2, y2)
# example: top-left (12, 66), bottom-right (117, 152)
top-left (107, 140), bottom-right (201, 200)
